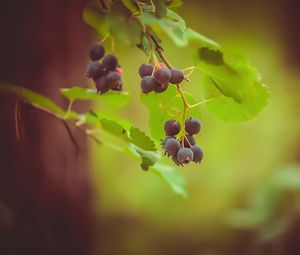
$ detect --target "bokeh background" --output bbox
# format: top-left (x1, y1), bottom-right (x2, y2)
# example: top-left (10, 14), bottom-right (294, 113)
top-left (1, 1), bottom-right (300, 255)
top-left (93, 1), bottom-right (300, 255)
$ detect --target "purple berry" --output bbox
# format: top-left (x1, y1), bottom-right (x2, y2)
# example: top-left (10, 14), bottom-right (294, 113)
top-left (177, 148), bottom-right (194, 164)
top-left (102, 54), bottom-right (118, 71)
top-left (169, 68), bottom-right (184, 84)
top-left (190, 145), bottom-right (203, 163)
top-left (164, 138), bottom-right (181, 157)
top-left (140, 76), bottom-right (158, 94)
top-left (164, 119), bottom-right (181, 136)
top-left (138, 64), bottom-right (154, 78)
top-left (185, 117), bottom-right (201, 135)
top-left (154, 67), bottom-right (171, 84)
top-left (182, 135), bottom-right (196, 148)
top-left (89, 44), bottom-right (105, 61)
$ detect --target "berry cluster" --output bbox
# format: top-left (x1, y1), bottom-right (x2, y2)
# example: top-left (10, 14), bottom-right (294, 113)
top-left (162, 118), bottom-right (203, 166)
top-left (139, 63), bottom-right (184, 94)
top-left (86, 44), bottom-right (123, 94)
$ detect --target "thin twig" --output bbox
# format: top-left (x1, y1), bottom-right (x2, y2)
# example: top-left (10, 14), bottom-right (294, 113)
top-left (14, 98), bottom-right (21, 140)
top-left (62, 120), bottom-right (80, 155)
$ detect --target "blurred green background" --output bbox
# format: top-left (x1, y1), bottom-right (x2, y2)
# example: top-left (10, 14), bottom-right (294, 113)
top-left (91, 1), bottom-right (300, 254)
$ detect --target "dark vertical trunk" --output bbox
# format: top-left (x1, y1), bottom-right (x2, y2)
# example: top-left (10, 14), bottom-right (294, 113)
top-left (0, 1), bottom-right (95, 254)
top-left (281, 0), bottom-right (300, 68)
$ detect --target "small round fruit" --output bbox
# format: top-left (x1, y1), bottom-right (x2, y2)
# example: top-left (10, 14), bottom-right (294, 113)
top-left (169, 68), bottom-right (184, 84)
top-left (162, 136), bottom-right (175, 147)
top-left (153, 82), bottom-right (168, 93)
top-left (94, 75), bottom-right (107, 90)
top-left (86, 62), bottom-right (105, 79)
top-left (140, 76), bottom-right (158, 94)
top-left (102, 54), bottom-right (118, 71)
top-left (98, 84), bottom-right (111, 94)
top-left (89, 44), bottom-right (105, 61)
top-left (164, 119), bottom-right (180, 136)
top-left (106, 71), bottom-right (121, 88)
top-left (190, 145), bottom-right (203, 163)
top-left (164, 138), bottom-right (181, 157)
top-left (177, 148), bottom-right (194, 164)
top-left (172, 155), bottom-right (182, 166)
top-left (182, 135), bottom-right (196, 148)
top-left (138, 64), bottom-right (154, 78)
top-left (185, 117), bottom-right (201, 135)
top-left (154, 67), bottom-right (171, 84)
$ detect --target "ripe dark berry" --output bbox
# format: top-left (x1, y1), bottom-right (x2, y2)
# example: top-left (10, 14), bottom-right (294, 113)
top-left (162, 136), bottom-right (175, 147)
top-left (169, 68), bottom-right (184, 84)
top-left (95, 75), bottom-right (106, 90)
top-left (98, 84), bottom-right (111, 94)
top-left (164, 119), bottom-right (180, 136)
top-left (185, 117), bottom-right (201, 135)
top-left (182, 135), bottom-right (196, 148)
top-left (190, 145), bottom-right (203, 163)
top-left (102, 54), bottom-right (118, 71)
top-left (154, 67), bottom-right (171, 84)
top-left (89, 44), bottom-right (105, 61)
top-left (140, 76), bottom-right (158, 94)
top-left (172, 155), bottom-right (182, 166)
top-left (164, 138), bottom-right (181, 156)
top-left (106, 71), bottom-right (121, 88)
top-left (177, 148), bottom-right (194, 164)
top-left (153, 82), bottom-right (169, 93)
top-left (95, 76), bottom-right (111, 94)
top-left (86, 62), bottom-right (105, 79)
top-left (138, 64), bottom-right (154, 78)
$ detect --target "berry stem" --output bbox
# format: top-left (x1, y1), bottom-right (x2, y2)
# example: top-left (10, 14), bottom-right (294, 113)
top-left (189, 96), bottom-right (223, 108)
top-left (111, 36), bottom-right (115, 53)
top-left (14, 98), bottom-right (22, 140)
top-left (146, 29), bottom-right (193, 134)
top-left (148, 33), bottom-right (173, 69)
top-left (135, 0), bottom-right (143, 14)
top-left (99, 34), bottom-right (109, 44)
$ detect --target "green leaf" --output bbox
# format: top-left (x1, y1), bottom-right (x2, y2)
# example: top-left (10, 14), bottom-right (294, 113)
top-left (198, 52), bottom-right (270, 122)
top-left (60, 87), bottom-right (130, 107)
top-left (198, 47), bottom-right (224, 65)
top-left (106, 1), bottom-right (143, 46)
top-left (140, 11), bottom-right (219, 48)
top-left (141, 11), bottom-right (186, 46)
top-left (124, 145), bottom-right (186, 196)
top-left (78, 111), bottom-right (131, 140)
top-left (184, 28), bottom-right (220, 49)
top-left (165, 9), bottom-right (186, 31)
top-left (83, 4), bottom-right (108, 35)
top-left (100, 119), bottom-right (127, 136)
top-left (151, 163), bottom-right (187, 197)
top-left (126, 144), bottom-right (160, 170)
top-left (0, 83), bottom-right (76, 118)
top-left (141, 85), bottom-right (201, 140)
top-left (79, 111), bottom-right (156, 151)
top-left (129, 127), bottom-right (157, 151)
